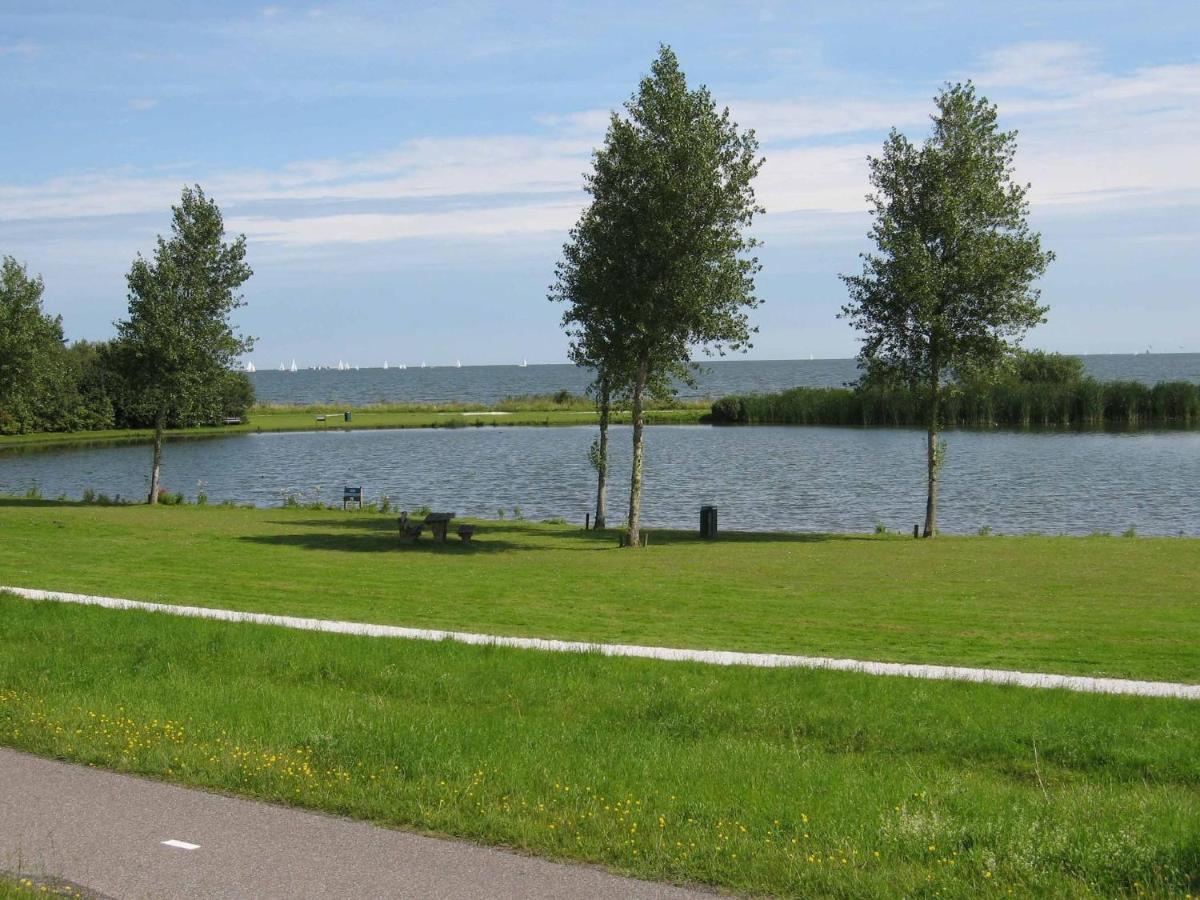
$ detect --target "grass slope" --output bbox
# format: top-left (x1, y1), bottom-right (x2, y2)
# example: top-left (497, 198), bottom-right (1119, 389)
top-left (1, 597), bottom-right (1197, 898)
top-left (0, 501), bottom-right (1197, 682)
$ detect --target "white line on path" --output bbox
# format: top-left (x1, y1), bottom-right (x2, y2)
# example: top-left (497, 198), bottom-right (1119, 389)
top-left (160, 839), bottom-right (200, 850)
top-left (4, 585), bottom-right (1197, 701)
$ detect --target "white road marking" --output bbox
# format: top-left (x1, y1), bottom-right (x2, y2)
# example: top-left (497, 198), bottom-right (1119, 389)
top-left (161, 839), bottom-right (200, 850)
top-left (3, 585), bottom-right (1198, 700)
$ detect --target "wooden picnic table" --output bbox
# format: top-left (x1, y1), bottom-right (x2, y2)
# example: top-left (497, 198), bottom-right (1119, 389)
top-left (423, 512), bottom-right (457, 542)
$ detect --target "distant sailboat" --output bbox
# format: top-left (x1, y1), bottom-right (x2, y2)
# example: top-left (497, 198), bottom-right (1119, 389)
top-left (244, 361), bottom-right (256, 373)
top-left (398, 363), bottom-right (407, 370)
top-left (519, 358), bottom-right (528, 367)
top-left (278, 362), bottom-right (285, 371)
top-left (420, 361), bottom-right (426, 369)
top-left (455, 359), bottom-right (462, 368)
top-left (290, 359), bottom-right (297, 372)
top-left (383, 360), bottom-right (389, 370)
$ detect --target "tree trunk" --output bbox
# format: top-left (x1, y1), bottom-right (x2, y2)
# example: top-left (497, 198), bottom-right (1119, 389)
top-left (923, 388), bottom-right (940, 538)
top-left (594, 386), bottom-right (610, 529)
top-left (626, 361), bottom-right (648, 547)
top-left (147, 414), bottom-right (164, 505)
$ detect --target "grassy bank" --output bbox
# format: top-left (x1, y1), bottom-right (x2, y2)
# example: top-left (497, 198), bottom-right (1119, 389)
top-left (712, 380), bottom-right (1200, 429)
top-left (2, 596), bottom-right (1198, 897)
top-left (1, 501), bottom-right (1198, 682)
top-left (0, 877), bottom-right (82, 899)
top-left (0, 399), bottom-right (708, 452)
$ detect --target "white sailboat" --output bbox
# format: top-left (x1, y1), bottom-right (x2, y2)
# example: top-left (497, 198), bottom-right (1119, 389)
top-left (383, 360), bottom-right (389, 370)
top-left (454, 359), bottom-right (462, 368)
top-left (398, 363), bottom-right (406, 370)
top-left (244, 361), bottom-right (256, 373)
top-left (278, 362), bottom-right (285, 371)
top-left (420, 360), bottom-right (426, 369)
top-left (290, 359), bottom-right (297, 372)
top-left (519, 358), bottom-right (527, 367)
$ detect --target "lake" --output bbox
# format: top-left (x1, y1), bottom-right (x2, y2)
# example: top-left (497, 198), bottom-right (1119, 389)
top-left (4, 425), bottom-right (1199, 536)
top-left (246, 354), bottom-right (1200, 406)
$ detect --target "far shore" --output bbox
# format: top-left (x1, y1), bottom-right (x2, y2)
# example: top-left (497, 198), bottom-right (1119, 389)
top-left (0, 401), bottom-right (710, 452)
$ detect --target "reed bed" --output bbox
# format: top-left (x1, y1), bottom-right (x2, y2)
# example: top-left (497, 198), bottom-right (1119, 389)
top-left (711, 379), bottom-right (1200, 429)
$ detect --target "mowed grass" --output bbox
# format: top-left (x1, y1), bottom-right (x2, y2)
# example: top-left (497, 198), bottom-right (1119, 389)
top-left (1, 500), bottom-right (1198, 682)
top-left (1, 596), bottom-right (1197, 897)
top-left (0, 404), bottom-right (704, 451)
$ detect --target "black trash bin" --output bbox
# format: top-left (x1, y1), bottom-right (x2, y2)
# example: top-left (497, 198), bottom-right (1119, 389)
top-left (344, 411), bottom-right (352, 423)
top-left (700, 505), bottom-right (718, 539)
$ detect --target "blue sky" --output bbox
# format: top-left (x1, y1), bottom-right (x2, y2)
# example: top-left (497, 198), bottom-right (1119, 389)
top-left (1, 1), bottom-right (1197, 366)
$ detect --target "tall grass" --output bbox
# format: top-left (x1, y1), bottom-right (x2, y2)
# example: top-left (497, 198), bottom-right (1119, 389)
top-left (2, 596), bottom-right (1198, 897)
top-left (711, 378), bottom-right (1200, 429)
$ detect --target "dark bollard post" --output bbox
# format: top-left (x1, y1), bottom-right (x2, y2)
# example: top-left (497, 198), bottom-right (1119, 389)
top-left (585, 512), bottom-right (590, 531)
top-left (913, 524), bottom-right (919, 539)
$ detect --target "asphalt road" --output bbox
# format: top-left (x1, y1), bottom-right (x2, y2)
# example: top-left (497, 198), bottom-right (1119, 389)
top-left (0, 748), bottom-right (709, 899)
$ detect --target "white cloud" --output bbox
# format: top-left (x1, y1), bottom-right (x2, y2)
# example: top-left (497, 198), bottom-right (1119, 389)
top-left (2, 39), bottom-right (1197, 255)
top-left (229, 202), bottom-right (582, 245)
top-left (128, 98), bottom-right (158, 111)
top-left (975, 41), bottom-right (1103, 92)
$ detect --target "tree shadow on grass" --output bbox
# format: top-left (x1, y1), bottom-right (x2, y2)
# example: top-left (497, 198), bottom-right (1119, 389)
top-left (240, 531), bottom-right (525, 554)
top-left (265, 515), bottom-right (886, 550)
top-left (245, 515), bottom-right (530, 553)
top-left (489, 522), bottom-right (881, 547)
top-left (0, 497), bottom-right (74, 508)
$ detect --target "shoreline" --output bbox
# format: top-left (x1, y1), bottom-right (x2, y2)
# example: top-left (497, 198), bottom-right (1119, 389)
top-left (7, 401), bottom-right (1200, 454)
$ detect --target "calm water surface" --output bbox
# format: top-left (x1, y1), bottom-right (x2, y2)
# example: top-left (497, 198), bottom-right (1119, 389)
top-left (247, 354), bottom-right (1200, 406)
top-left (4, 426), bottom-right (1199, 536)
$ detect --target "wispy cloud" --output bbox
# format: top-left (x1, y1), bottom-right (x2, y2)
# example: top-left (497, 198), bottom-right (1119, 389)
top-left (1, 40), bottom-right (1197, 254)
top-left (0, 39), bottom-right (37, 57)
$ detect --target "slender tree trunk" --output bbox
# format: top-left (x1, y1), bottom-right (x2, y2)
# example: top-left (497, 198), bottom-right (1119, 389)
top-left (626, 360), bottom-right (648, 547)
top-left (594, 384), bottom-right (610, 529)
top-left (923, 385), bottom-right (940, 538)
top-left (147, 413), bottom-right (164, 505)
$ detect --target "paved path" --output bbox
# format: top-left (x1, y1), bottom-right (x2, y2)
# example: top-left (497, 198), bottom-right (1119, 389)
top-left (0, 749), bottom-right (706, 899)
top-left (5, 585), bottom-right (1198, 700)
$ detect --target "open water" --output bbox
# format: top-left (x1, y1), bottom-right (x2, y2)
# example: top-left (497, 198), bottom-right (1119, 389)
top-left (3, 424), bottom-right (1199, 536)
top-left (246, 354), bottom-right (1200, 406)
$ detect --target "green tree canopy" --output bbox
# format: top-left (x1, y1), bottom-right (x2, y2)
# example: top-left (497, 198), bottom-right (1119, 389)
top-left (841, 82), bottom-right (1053, 536)
top-left (552, 45), bottom-right (763, 544)
top-left (0, 256), bottom-right (65, 434)
top-left (115, 185), bottom-right (253, 503)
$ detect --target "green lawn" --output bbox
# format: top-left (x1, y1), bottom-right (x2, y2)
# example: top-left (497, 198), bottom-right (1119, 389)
top-left (1, 596), bottom-right (1197, 898)
top-left (0, 500), bottom-right (1197, 682)
top-left (0, 403), bottom-right (706, 451)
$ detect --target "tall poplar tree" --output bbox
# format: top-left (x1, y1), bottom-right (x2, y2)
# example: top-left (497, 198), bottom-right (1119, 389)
top-left (116, 186), bottom-right (253, 504)
top-left (553, 46), bottom-right (763, 545)
top-left (841, 82), bottom-right (1053, 536)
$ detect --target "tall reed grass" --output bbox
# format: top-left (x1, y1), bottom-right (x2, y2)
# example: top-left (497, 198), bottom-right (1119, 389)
top-left (710, 379), bottom-right (1200, 429)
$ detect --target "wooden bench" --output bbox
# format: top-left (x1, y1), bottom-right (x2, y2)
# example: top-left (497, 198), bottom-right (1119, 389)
top-left (343, 486), bottom-right (363, 510)
top-left (222, 416), bottom-right (243, 425)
